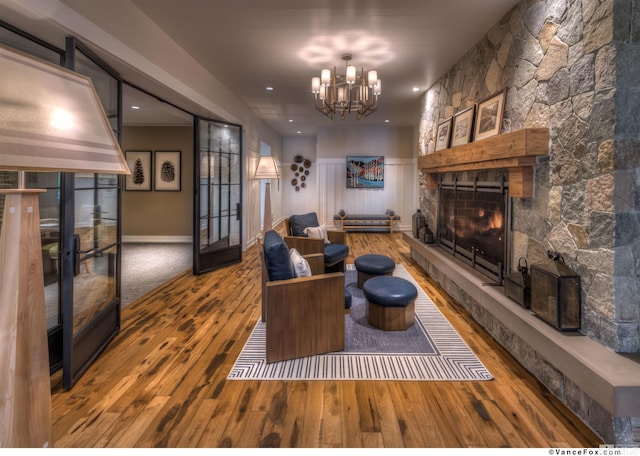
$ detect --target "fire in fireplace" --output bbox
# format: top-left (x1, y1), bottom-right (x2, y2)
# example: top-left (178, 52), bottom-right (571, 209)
top-left (437, 179), bottom-right (509, 282)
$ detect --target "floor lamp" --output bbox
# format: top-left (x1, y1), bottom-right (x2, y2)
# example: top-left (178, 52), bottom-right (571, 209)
top-left (0, 45), bottom-right (130, 448)
top-left (254, 156), bottom-right (280, 236)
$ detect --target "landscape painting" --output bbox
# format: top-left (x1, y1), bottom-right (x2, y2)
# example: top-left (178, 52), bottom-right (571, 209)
top-left (346, 156), bottom-right (384, 188)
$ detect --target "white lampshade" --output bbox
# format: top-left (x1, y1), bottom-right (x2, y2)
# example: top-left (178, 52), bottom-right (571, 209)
top-left (320, 69), bottom-right (331, 86)
top-left (367, 70), bottom-right (378, 87)
top-left (346, 65), bottom-right (356, 84)
top-left (311, 77), bottom-right (320, 93)
top-left (374, 79), bottom-right (382, 95)
top-left (254, 155), bottom-right (280, 179)
top-left (0, 44), bottom-right (130, 175)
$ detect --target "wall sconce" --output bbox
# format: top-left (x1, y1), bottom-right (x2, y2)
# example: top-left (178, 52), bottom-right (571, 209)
top-left (254, 155), bottom-right (280, 235)
top-left (0, 44), bottom-right (130, 448)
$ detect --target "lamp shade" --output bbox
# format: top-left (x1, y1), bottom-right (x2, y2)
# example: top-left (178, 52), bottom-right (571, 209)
top-left (254, 155), bottom-right (280, 179)
top-left (0, 44), bottom-right (130, 174)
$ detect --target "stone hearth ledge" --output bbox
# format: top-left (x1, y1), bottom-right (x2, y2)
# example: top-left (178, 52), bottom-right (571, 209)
top-left (403, 232), bottom-right (640, 420)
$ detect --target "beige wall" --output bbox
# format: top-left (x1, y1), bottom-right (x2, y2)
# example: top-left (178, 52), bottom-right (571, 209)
top-left (122, 125), bottom-right (193, 240)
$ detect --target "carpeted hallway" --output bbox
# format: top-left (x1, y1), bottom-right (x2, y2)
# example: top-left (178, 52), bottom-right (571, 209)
top-left (121, 243), bottom-right (192, 307)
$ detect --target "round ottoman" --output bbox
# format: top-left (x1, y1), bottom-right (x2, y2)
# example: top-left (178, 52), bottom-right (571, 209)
top-left (354, 254), bottom-right (395, 288)
top-left (363, 275), bottom-right (417, 331)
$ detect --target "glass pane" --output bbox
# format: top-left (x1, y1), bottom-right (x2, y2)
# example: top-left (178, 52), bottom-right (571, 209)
top-left (72, 246), bottom-right (116, 333)
top-left (76, 51), bottom-right (118, 132)
top-left (0, 26), bottom-right (62, 65)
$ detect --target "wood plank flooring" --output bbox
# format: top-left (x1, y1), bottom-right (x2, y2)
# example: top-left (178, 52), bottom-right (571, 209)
top-left (49, 229), bottom-right (603, 448)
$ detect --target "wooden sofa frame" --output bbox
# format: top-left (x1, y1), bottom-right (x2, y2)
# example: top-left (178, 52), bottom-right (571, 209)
top-left (283, 218), bottom-right (347, 272)
top-left (333, 213), bottom-right (400, 233)
top-left (260, 252), bottom-right (345, 363)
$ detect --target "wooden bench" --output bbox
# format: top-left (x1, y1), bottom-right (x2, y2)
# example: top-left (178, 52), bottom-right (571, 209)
top-left (333, 210), bottom-right (400, 233)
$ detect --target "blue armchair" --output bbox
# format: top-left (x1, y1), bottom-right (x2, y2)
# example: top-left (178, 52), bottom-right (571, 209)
top-left (284, 212), bottom-right (349, 273)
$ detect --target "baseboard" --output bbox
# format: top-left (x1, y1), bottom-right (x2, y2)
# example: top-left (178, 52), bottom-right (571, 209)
top-left (122, 235), bottom-right (192, 244)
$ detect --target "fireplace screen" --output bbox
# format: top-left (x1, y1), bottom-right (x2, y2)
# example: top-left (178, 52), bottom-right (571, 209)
top-left (438, 184), bottom-right (507, 281)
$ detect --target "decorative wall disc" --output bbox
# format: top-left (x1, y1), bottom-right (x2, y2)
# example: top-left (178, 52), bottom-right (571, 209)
top-left (291, 156), bottom-right (311, 192)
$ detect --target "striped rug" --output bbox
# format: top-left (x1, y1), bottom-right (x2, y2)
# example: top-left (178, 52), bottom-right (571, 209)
top-left (227, 264), bottom-right (493, 381)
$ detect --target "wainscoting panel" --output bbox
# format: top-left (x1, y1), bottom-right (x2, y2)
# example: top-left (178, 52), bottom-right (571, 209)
top-left (316, 158), bottom-right (416, 229)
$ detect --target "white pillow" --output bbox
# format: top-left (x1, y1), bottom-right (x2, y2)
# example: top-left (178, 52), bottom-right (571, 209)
top-left (289, 248), bottom-right (311, 277)
top-left (304, 223), bottom-right (331, 244)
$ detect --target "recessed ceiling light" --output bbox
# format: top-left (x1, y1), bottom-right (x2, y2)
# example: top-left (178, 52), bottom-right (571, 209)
top-left (266, 86), bottom-right (274, 91)
top-left (297, 131), bottom-right (301, 134)
top-left (412, 87), bottom-right (420, 92)
top-left (288, 119), bottom-right (294, 123)
top-left (131, 105), bottom-right (140, 110)
top-left (384, 119), bottom-right (390, 123)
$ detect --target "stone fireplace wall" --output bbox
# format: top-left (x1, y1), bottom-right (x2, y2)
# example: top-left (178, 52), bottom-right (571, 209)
top-left (418, 0), bottom-right (640, 354)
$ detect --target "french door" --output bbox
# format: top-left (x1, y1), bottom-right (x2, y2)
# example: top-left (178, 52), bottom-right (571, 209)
top-left (61, 38), bottom-right (122, 389)
top-left (194, 118), bottom-right (242, 274)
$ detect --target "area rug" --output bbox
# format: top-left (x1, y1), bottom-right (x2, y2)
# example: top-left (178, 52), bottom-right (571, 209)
top-left (227, 264), bottom-right (493, 381)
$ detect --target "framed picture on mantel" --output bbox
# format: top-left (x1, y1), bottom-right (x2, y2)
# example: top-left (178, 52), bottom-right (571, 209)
top-left (451, 105), bottom-right (476, 147)
top-left (474, 88), bottom-right (507, 141)
top-left (435, 117), bottom-right (452, 151)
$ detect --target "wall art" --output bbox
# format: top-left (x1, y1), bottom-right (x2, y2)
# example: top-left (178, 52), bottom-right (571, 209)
top-left (474, 89), bottom-right (507, 141)
top-left (154, 150), bottom-right (181, 191)
top-left (125, 150), bottom-right (152, 191)
top-left (346, 156), bottom-right (384, 188)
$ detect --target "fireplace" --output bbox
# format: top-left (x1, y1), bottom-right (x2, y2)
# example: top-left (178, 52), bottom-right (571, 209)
top-left (437, 179), bottom-right (508, 283)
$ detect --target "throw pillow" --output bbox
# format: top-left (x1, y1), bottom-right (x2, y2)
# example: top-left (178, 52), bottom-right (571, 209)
top-left (263, 230), bottom-right (294, 281)
top-left (304, 223), bottom-right (331, 244)
top-left (304, 225), bottom-right (323, 240)
top-left (289, 248), bottom-right (311, 277)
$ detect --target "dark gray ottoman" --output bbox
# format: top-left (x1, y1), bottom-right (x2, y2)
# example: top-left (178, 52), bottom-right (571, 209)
top-left (363, 275), bottom-right (417, 331)
top-left (354, 253), bottom-right (396, 288)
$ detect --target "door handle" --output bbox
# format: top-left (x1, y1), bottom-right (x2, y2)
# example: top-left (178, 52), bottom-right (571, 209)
top-left (236, 202), bottom-right (241, 220)
top-left (73, 234), bottom-right (93, 276)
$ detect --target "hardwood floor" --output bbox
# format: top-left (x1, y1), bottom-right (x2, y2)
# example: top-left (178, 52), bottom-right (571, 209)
top-left (49, 229), bottom-right (603, 448)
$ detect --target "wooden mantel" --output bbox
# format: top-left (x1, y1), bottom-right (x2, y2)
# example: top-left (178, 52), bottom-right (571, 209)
top-left (418, 128), bottom-right (549, 198)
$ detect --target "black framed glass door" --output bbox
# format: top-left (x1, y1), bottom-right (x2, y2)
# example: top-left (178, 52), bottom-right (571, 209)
top-left (61, 37), bottom-right (122, 389)
top-left (194, 118), bottom-right (242, 274)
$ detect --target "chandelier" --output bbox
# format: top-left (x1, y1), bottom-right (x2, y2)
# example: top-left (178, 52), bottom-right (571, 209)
top-left (311, 53), bottom-right (381, 120)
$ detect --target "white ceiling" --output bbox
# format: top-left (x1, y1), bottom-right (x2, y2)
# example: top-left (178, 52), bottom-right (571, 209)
top-left (7, 0), bottom-right (522, 136)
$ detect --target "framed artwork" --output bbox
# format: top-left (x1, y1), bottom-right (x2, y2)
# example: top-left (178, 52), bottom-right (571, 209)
top-left (435, 117), bottom-right (452, 151)
top-left (154, 150), bottom-right (181, 191)
top-left (474, 89), bottom-right (507, 141)
top-left (346, 156), bottom-right (384, 188)
top-left (125, 150), bottom-right (152, 191)
top-left (450, 105), bottom-right (476, 147)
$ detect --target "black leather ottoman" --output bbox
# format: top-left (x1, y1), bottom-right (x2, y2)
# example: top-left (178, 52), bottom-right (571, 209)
top-left (363, 275), bottom-right (417, 331)
top-left (354, 253), bottom-right (395, 288)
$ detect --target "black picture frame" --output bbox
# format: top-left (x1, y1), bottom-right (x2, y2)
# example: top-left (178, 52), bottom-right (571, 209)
top-left (435, 117), bottom-right (452, 151)
top-left (451, 105), bottom-right (476, 147)
top-left (346, 156), bottom-right (384, 188)
top-left (154, 150), bottom-right (181, 191)
top-left (125, 150), bottom-right (152, 191)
